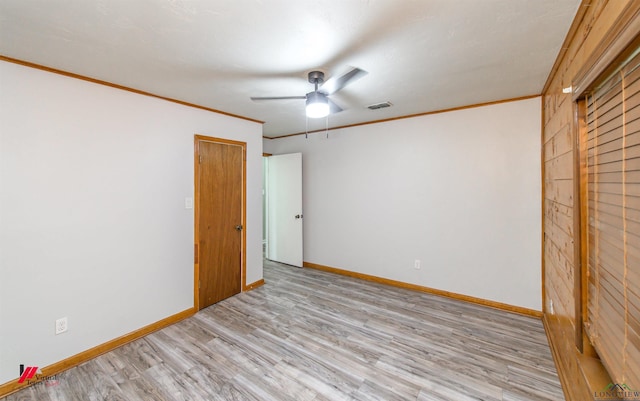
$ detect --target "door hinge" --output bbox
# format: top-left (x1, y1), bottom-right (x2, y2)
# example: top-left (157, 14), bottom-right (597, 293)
top-left (199, 280), bottom-right (201, 289)
top-left (199, 155), bottom-right (203, 164)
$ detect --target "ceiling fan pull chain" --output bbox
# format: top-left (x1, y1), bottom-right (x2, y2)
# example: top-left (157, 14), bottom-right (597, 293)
top-left (326, 114), bottom-right (329, 139)
top-left (305, 115), bottom-right (309, 139)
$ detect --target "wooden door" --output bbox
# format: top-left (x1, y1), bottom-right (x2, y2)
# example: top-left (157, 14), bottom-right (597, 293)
top-left (196, 138), bottom-right (244, 309)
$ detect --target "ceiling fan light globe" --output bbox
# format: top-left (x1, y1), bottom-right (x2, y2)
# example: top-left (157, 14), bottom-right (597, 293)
top-left (306, 102), bottom-right (330, 118)
top-left (306, 91), bottom-right (330, 118)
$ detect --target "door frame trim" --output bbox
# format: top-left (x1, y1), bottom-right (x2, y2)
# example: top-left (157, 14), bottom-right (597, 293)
top-left (194, 134), bottom-right (247, 310)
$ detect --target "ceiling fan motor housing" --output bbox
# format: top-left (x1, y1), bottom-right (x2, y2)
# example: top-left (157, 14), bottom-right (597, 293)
top-left (306, 91), bottom-right (327, 104)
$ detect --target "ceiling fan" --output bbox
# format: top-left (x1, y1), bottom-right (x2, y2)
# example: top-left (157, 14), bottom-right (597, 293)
top-left (250, 67), bottom-right (367, 118)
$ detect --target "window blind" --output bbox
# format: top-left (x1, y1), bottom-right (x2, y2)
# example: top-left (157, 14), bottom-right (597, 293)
top-left (585, 48), bottom-right (640, 388)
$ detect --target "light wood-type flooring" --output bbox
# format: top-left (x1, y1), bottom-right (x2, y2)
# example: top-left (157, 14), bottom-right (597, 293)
top-left (2, 260), bottom-right (564, 400)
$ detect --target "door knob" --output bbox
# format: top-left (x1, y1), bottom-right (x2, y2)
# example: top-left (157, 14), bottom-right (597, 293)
top-left (235, 225), bottom-right (243, 231)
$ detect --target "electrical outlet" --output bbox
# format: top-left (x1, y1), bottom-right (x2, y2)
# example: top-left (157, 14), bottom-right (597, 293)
top-left (55, 317), bottom-right (68, 335)
top-left (414, 259), bottom-right (421, 269)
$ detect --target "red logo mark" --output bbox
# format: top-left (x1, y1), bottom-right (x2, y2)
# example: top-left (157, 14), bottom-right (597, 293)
top-left (18, 366), bottom-right (38, 383)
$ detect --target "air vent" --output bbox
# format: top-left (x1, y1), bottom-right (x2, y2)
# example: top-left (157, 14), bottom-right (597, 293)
top-left (367, 101), bottom-right (392, 110)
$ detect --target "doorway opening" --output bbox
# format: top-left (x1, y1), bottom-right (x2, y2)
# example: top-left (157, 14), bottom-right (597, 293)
top-left (263, 152), bottom-right (303, 267)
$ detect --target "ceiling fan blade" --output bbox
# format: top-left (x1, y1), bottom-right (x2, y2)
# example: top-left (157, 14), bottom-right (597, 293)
top-left (328, 98), bottom-right (343, 114)
top-left (320, 67), bottom-right (368, 95)
top-left (250, 96), bottom-right (306, 101)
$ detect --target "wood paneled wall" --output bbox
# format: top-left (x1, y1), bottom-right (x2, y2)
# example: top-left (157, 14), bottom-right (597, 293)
top-left (542, 1), bottom-right (634, 400)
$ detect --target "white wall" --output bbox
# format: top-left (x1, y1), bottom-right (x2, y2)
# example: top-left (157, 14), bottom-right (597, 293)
top-left (264, 97), bottom-right (541, 311)
top-left (0, 60), bottom-right (263, 384)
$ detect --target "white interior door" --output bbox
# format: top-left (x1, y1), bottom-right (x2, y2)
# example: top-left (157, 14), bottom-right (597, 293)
top-left (266, 153), bottom-right (303, 267)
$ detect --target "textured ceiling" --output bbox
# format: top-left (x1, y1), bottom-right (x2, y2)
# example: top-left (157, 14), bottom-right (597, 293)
top-left (0, 0), bottom-right (580, 137)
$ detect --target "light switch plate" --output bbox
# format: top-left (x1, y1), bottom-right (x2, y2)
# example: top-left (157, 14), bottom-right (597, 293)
top-left (55, 317), bottom-right (68, 335)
